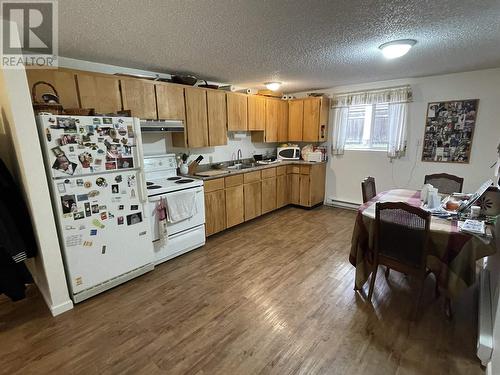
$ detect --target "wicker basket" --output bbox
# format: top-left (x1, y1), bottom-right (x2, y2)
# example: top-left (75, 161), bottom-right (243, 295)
top-left (31, 81), bottom-right (64, 115)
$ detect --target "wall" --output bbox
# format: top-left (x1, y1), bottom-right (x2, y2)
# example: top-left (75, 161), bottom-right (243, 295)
top-left (142, 132), bottom-right (277, 164)
top-left (297, 68), bottom-right (500, 205)
top-left (0, 23), bottom-right (73, 316)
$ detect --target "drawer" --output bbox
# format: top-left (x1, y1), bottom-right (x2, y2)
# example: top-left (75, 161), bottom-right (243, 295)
top-left (300, 165), bottom-right (311, 175)
top-left (244, 170), bottom-right (261, 183)
top-left (261, 167), bottom-right (276, 179)
top-left (225, 174), bottom-right (243, 187)
top-left (287, 165), bottom-right (300, 174)
top-left (204, 178), bottom-right (225, 192)
top-left (276, 166), bottom-right (286, 176)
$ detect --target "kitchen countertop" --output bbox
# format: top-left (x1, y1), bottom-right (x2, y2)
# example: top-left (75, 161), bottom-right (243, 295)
top-left (188, 160), bottom-right (327, 181)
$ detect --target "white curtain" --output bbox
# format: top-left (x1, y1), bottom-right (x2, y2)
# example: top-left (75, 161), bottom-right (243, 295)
top-left (330, 86), bottom-right (412, 158)
top-left (331, 107), bottom-right (349, 155)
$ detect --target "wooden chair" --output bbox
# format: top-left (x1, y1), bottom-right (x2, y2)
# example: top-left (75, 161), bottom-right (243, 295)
top-left (361, 176), bottom-right (376, 203)
top-left (424, 173), bottom-right (464, 195)
top-left (368, 202), bottom-right (433, 320)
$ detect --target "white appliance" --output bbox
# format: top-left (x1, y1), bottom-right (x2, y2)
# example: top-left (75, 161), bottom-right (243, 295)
top-left (277, 146), bottom-right (300, 160)
top-left (36, 114), bottom-right (155, 303)
top-left (303, 151), bottom-right (323, 162)
top-left (143, 154), bottom-right (205, 264)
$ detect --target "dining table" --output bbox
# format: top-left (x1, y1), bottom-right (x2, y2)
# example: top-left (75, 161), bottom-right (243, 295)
top-left (350, 189), bottom-right (497, 299)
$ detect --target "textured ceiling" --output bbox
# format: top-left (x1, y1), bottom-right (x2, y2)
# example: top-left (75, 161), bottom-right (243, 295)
top-left (59, 0), bottom-right (500, 92)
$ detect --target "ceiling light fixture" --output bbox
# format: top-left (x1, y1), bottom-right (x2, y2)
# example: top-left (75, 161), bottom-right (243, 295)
top-left (378, 39), bottom-right (417, 59)
top-left (265, 82), bottom-right (282, 91)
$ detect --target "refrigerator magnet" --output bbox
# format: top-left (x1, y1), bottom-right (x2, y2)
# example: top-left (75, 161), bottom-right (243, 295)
top-left (96, 177), bottom-right (107, 187)
top-left (57, 183), bottom-right (66, 193)
top-left (101, 245), bottom-right (106, 254)
top-left (127, 175), bottom-right (136, 187)
top-left (105, 162), bottom-right (116, 170)
top-left (65, 235), bottom-right (82, 247)
top-left (91, 219), bottom-right (105, 229)
top-left (75, 277), bottom-right (83, 286)
top-left (130, 205), bottom-right (138, 211)
top-left (73, 211), bottom-right (85, 220)
top-left (77, 194), bottom-right (88, 201)
top-left (108, 212), bottom-right (114, 219)
top-left (45, 128), bottom-right (51, 141)
top-left (76, 179), bottom-right (84, 186)
top-left (84, 202), bottom-right (91, 217)
top-left (111, 184), bottom-right (119, 194)
top-left (103, 118), bottom-right (112, 125)
top-left (91, 204), bottom-right (99, 214)
top-left (93, 117), bottom-right (101, 125)
top-left (130, 189), bottom-right (136, 199)
top-left (90, 229), bottom-right (97, 236)
top-left (126, 212), bottom-right (142, 225)
top-left (99, 205), bottom-right (107, 210)
top-left (117, 216), bottom-right (124, 225)
top-left (111, 197), bottom-right (122, 203)
top-left (94, 158), bottom-right (102, 165)
top-left (100, 212), bottom-right (108, 220)
top-left (115, 175), bottom-right (122, 183)
top-left (61, 194), bottom-right (77, 214)
top-left (88, 190), bottom-right (99, 197)
top-left (83, 240), bottom-right (92, 247)
top-left (118, 205), bottom-right (124, 210)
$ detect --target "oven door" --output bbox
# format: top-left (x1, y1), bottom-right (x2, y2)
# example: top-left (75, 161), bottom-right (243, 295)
top-left (148, 186), bottom-right (205, 241)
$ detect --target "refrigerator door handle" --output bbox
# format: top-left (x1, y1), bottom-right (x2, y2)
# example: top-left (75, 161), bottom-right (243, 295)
top-left (137, 170), bottom-right (148, 204)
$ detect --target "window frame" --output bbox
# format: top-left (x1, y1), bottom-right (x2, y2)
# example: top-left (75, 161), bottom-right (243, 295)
top-left (344, 103), bottom-right (389, 151)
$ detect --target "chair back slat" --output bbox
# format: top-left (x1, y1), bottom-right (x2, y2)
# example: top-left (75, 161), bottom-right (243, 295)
top-left (361, 176), bottom-right (376, 203)
top-left (375, 202), bottom-right (431, 271)
top-left (424, 173), bottom-right (464, 195)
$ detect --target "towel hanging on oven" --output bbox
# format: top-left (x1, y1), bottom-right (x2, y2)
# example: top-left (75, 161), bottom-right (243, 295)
top-left (156, 198), bottom-right (168, 241)
top-left (165, 190), bottom-right (196, 223)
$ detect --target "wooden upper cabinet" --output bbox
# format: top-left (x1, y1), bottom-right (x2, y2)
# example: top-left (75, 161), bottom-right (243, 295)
top-left (264, 98), bottom-right (279, 142)
top-left (248, 95), bottom-right (266, 131)
top-left (207, 90), bottom-right (227, 146)
top-left (120, 79), bottom-right (157, 119)
top-left (277, 100), bottom-right (288, 142)
top-left (155, 83), bottom-right (185, 121)
top-left (26, 68), bottom-right (79, 108)
top-left (288, 100), bottom-right (304, 141)
top-left (76, 73), bottom-right (121, 114)
top-left (184, 87), bottom-right (209, 148)
top-left (227, 93), bottom-right (248, 131)
top-left (303, 98), bottom-right (321, 142)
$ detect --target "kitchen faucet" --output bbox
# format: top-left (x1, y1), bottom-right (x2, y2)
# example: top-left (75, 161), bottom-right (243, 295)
top-left (237, 149), bottom-right (242, 164)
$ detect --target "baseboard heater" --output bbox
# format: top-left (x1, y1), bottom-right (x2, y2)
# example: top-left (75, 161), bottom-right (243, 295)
top-left (477, 267), bottom-right (493, 366)
top-left (325, 197), bottom-right (360, 211)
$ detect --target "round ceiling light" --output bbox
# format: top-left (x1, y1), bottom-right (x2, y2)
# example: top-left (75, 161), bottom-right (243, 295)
top-left (378, 39), bottom-right (417, 59)
top-left (265, 82), bottom-right (282, 91)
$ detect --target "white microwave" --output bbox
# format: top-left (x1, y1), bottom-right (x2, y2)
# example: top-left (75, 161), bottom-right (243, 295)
top-left (277, 146), bottom-right (300, 160)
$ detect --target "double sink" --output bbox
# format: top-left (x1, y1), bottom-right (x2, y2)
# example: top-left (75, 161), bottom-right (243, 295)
top-left (226, 162), bottom-right (257, 171)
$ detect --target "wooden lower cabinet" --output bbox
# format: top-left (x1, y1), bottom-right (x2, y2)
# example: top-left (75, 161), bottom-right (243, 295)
top-left (261, 177), bottom-right (277, 214)
top-left (244, 182), bottom-right (262, 221)
top-left (225, 185), bottom-right (244, 228)
top-left (204, 164), bottom-right (326, 236)
top-left (276, 174), bottom-right (289, 208)
top-left (204, 189), bottom-right (226, 236)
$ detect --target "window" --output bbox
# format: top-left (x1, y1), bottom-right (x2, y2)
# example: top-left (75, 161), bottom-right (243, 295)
top-left (345, 103), bottom-right (389, 150)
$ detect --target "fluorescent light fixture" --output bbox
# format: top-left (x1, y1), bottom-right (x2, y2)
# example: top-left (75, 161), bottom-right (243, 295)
top-left (265, 82), bottom-right (282, 91)
top-left (379, 39), bottom-right (417, 59)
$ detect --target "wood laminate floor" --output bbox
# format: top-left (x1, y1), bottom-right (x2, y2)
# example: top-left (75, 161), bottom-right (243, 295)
top-left (0, 206), bottom-right (483, 375)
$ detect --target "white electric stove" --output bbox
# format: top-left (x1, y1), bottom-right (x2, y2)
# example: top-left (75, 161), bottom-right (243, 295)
top-left (144, 154), bottom-right (205, 264)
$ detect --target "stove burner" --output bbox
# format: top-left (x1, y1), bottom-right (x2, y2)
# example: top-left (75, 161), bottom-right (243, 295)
top-left (146, 182), bottom-right (154, 186)
top-left (167, 176), bottom-right (181, 181)
top-left (147, 185), bottom-right (162, 189)
top-left (175, 179), bottom-right (194, 184)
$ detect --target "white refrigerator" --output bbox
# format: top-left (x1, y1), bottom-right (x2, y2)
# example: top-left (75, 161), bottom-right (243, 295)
top-left (36, 114), bottom-right (154, 303)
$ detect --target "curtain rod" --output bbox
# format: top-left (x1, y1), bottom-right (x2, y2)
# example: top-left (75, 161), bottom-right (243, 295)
top-left (331, 84), bottom-right (411, 97)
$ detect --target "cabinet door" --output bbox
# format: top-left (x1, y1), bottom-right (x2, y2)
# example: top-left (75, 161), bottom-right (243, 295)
top-left (225, 185), bottom-right (244, 228)
top-left (155, 84), bottom-right (185, 120)
top-left (276, 174), bottom-right (288, 208)
top-left (289, 173), bottom-right (300, 205)
top-left (205, 190), bottom-right (226, 236)
top-left (121, 79), bottom-right (157, 119)
top-left (310, 164), bottom-right (326, 206)
top-left (76, 73), bottom-right (121, 114)
top-left (184, 87), bottom-right (209, 148)
top-left (26, 68), bottom-right (79, 108)
top-left (248, 95), bottom-right (266, 131)
top-left (265, 98), bottom-right (279, 142)
top-left (299, 174), bottom-right (311, 207)
top-left (227, 93), bottom-right (248, 131)
top-left (288, 100), bottom-right (304, 141)
top-left (303, 98), bottom-right (320, 142)
top-left (244, 182), bottom-right (262, 221)
top-left (261, 177), bottom-right (277, 214)
top-left (277, 100), bottom-right (288, 142)
top-left (207, 90), bottom-right (227, 146)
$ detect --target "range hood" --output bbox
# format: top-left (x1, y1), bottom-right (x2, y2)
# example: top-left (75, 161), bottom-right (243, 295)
top-left (140, 119), bottom-right (184, 132)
